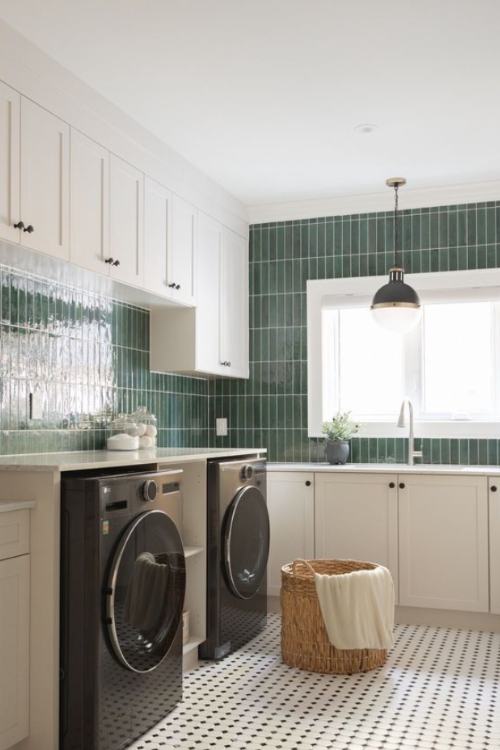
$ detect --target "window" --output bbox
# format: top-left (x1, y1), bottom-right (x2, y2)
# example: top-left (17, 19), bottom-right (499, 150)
top-left (307, 269), bottom-right (500, 438)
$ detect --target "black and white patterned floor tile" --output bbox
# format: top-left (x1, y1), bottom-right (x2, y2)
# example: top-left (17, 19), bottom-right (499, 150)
top-left (130, 614), bottom-right (500, 750)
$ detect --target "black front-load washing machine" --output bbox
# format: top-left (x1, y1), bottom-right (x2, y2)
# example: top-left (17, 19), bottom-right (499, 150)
top-left (60, 467), bottom-right (186, 750)
top-left (200, 456), bottom-right (269, 660)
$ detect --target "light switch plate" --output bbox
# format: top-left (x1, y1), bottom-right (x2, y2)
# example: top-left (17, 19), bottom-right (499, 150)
top-left (29, 392), bottom-right (43, 420)
top-left (216, 417), bottom-right (228, 437)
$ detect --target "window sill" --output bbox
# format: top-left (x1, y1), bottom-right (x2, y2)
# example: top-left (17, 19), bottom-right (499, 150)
top-left (309, 421), bottom-right (500, 439)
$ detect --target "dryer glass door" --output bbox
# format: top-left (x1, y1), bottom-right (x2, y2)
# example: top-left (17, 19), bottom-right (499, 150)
top-left (107, 509), bottom-right (186, 673)
top-left (223, 485), bottom-right (270, 599)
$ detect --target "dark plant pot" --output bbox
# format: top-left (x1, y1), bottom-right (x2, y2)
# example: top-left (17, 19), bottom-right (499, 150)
top-left (325, 440), bottom-right (350, 465)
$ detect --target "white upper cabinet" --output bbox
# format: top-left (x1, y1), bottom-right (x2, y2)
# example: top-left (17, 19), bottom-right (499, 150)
top-left (0, 81), bottom-right (20, 244)
top-left (169, 194), bottom-right (196, 305)
top-left (149, 217), bottom-right (249, 378)
top-left (109, 154), bottom-right (144, 286)
top-left (399, 474), bottom-right (489, 612)
top-left (315, 473), bottom-right (399, 596)
top-left (20, 98), bottom-right (70, 260)
top-left (144, 177), bottom-right (172, 298)
top-left (195, 212), bottom-right (223, 372)
top-left (219, 227), bottom-right (249, 378)
top-left (267, 472), bottom-right (315, 597)
top-left (70, 130), bottom-right (110, 274)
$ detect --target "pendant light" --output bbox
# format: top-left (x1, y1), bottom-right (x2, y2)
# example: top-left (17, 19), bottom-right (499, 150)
top-left (371, 177), bottom-right (421, 333)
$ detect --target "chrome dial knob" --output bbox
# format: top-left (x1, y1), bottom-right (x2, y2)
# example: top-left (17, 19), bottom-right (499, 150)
top-left (142, 479), bottom-right (158, 502)
top-left (240, 464), bottom-right (254, 482)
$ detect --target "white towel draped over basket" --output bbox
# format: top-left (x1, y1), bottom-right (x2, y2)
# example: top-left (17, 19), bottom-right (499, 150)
top-left (312, 562), bottom-right (395, 651)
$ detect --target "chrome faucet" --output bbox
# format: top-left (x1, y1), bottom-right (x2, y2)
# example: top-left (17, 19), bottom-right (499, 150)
top-left (397, 399), bottom-right (423, 466)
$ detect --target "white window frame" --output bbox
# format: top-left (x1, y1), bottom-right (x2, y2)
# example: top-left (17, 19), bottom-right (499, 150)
top-left (307, 268), bottom-right (500, 439)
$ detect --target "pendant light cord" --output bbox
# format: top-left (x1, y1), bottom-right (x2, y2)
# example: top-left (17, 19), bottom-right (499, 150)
top-left (394, 183), bottom-right (401, 268)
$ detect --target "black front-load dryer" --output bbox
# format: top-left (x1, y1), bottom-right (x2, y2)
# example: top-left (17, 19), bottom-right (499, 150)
top-left (60, 468), bottom-right (186, 750)
top-left (200, 457), bottom-right (269, 660)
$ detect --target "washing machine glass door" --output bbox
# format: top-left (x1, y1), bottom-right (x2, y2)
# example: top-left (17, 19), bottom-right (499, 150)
top-left (223, 485), bottom-right (270, 599)
top-left (107, 509), bottom-right (186, 673)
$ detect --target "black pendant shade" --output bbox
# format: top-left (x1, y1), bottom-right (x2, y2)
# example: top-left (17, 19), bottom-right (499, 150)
top-left (371, 267), bottom-right (420, 309)
top-left (371, 178), bottom-right (421, 332)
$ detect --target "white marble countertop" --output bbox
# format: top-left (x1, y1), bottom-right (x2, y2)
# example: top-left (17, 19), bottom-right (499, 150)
top-left (268, 462), bottom-right (500, 476)
top-left (0, 499), bottom-right (36, 512)
top-left (0, 447), bottom-right (265, 473)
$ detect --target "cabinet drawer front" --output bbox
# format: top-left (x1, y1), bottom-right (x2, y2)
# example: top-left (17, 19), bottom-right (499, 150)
top-left (0, 511), bottom-right (30, 561)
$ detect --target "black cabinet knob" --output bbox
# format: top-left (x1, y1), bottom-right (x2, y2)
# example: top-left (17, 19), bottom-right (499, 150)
top-left (491, 485), bottom-right (498, 492)
top-left (389, 482), bottom-right (395, 488)
top-left (226, 361), bottom-right (231, 367)
top-left (175, 284), bottom-right (181, 290)
top-left (14, 221), bottom-right (25, 230)
top-left (305, 480), bottom-right (311, 487)
top-left (23, 224), bottom-right (34, 233)
top-left (104, 257), bottom-right (114, 264)
top-left (168, 282), bottom-right (176, 288)
top-left (399, 482), bottom-right (405, 489)
top-left (112, 259), bottom-right (120, 267)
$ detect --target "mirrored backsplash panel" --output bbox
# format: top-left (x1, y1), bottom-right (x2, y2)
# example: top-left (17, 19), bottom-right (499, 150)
top-left (0, 265), bottom-right (209, 454)
top-left (211, 200), bottom-right (500, 464)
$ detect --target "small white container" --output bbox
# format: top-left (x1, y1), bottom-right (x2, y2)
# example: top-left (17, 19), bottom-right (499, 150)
top-left (107, 433), bottom-right (140, 451)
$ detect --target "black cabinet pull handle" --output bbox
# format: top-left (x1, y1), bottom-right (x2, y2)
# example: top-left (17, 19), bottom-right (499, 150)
top-left (23, 224), bottom-right (34, 233)
top-left (305, 480), bottom-right (311, 487)
top-left (112, 259), bottom-right (120, 267)
top-left (389, 482), bottom-right (395, 488)
top-left (399, 482), bottom-right (405, 489)
top-left (104, 257), bottom-right (114, 264)
top-left (491, 485), bottom-right (497, 492)
top-left (14, 221), bottom-right (25, 230)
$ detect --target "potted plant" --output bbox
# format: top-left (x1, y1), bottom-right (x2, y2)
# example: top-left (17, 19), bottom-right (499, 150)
top-left (322, 412), bottom-right (359, 465)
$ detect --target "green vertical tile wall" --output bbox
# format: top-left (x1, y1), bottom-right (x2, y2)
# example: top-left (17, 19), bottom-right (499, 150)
top-left (212, 200), bottom-right (500, 465)
top-left (0, 266), bottom-right (209, 454)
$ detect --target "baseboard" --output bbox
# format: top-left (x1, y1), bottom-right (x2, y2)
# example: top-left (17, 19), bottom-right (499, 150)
top-left (268, 596), bottom-right (500, 632)
top-left (396, 606), bottom-right (500, 633)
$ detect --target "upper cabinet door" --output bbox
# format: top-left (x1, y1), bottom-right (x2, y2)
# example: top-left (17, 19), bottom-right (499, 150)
top-left (144, 177), bottom-right (173, 298)
top-left (109, 154), bottom-right (144, 286)
top-left (20, 98), bottom-right (70, 260)
top-left (70, 130), bottom-right (110, 274)
top-left (169, 194), bottom-right (196, 305)
top-left (0, 82), bottom-right (20, 244)
top-left (195, 212), bottom-right (223, 373)
top-left (219, 228), bottom-right (249, 378)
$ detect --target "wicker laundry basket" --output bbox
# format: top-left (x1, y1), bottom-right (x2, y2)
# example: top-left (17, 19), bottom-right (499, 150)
top-left (281, 559), bottom-right (387, 674)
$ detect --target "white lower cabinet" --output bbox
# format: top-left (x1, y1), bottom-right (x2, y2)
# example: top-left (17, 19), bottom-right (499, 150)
top-left (0, 554), bottom-right (29, 750)
top-left (267, 472), bottom-right (314, 597)
top-left (399, 474), bottom-right (489, 612)
top-left (315, 473), bottom-right (399, 596)
top-left (488, 477), bottom-right (500, 614)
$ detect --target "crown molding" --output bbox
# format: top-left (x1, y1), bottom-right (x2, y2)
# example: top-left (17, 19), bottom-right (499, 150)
top-left (247, 180), bottom-right (500, 225)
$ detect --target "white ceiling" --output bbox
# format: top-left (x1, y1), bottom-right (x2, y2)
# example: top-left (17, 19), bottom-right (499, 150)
top-left (1, 0), bottom-right (499, 208)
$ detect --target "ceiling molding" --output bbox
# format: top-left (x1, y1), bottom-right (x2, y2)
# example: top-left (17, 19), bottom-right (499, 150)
top-left (247, 180), bottom-right (500, 225)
